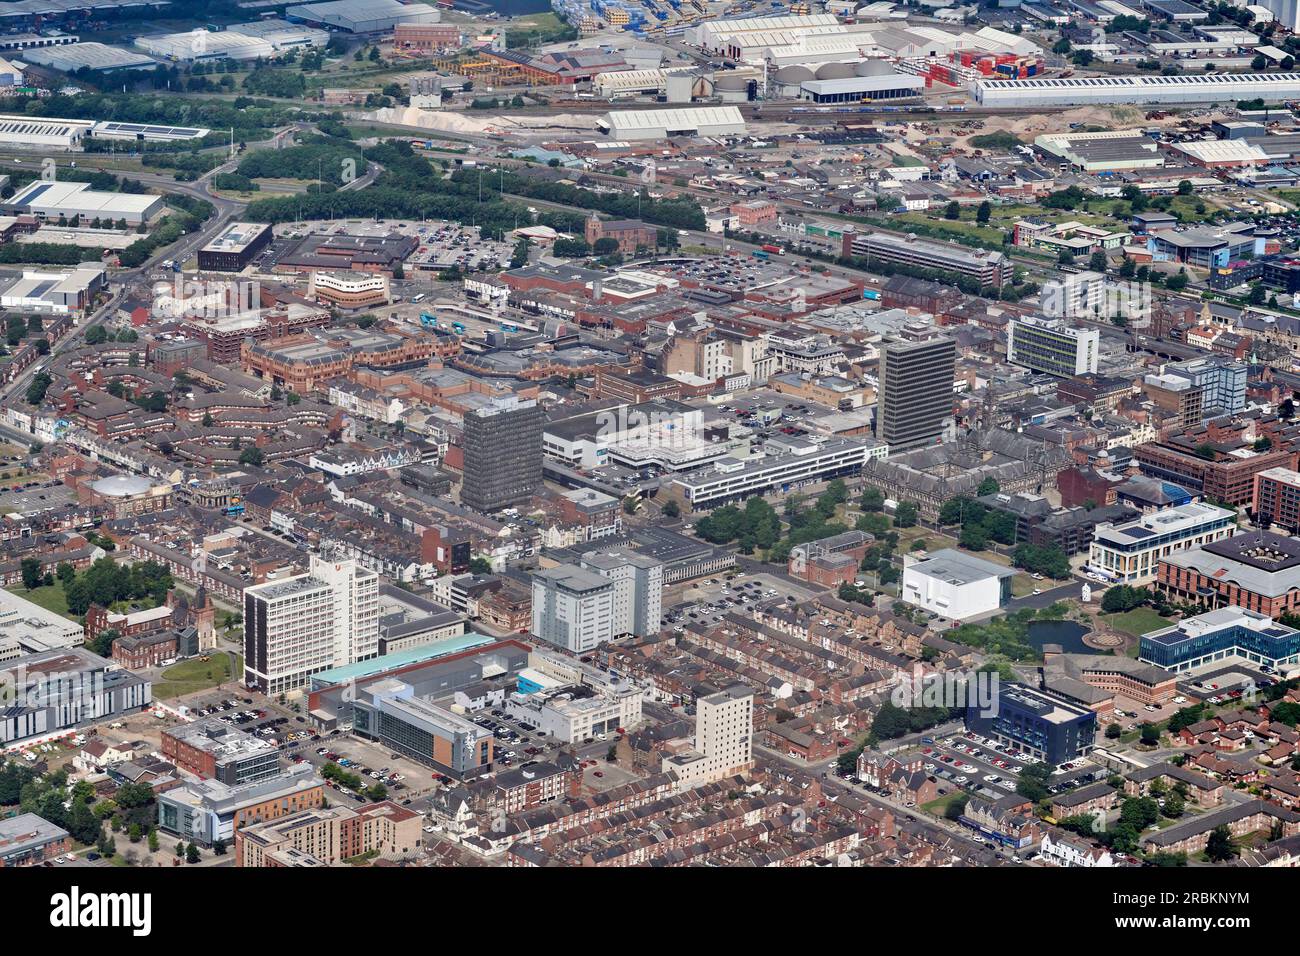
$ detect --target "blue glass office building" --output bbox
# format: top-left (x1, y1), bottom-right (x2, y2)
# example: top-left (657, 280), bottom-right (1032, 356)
top-left (965, 685), bottom-right (1096, 766)
top-left (1140, 606), bottom-right (1300, 673)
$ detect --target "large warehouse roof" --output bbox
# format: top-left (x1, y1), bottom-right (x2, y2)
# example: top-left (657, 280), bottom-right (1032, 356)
top-left (136, 31), bottom-right (273, 61)
top-left (978, 72), bottom-right (1300, 106)
top-left (285, 0), bottom-right (437, 32)
top-left (593, 69), bottom-right (667, 91)
top-left (21, 41), bottom-right (158, 72)
top-left (1170, 138), bottom-right (1270, 165)
top-left (93, 120), bottom-right (211, 141)
top-left (6, 180), bottom-right (163, 219)
top-left (597, 106), bottom-right (746, 141)
top-left (690, 13), bottom-right (839, 45)
top-left (0, 0), bottom-right (160, 18)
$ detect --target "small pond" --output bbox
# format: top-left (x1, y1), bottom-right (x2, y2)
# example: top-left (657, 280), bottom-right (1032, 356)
top-left (1025, 620), bottom-right (1091, 655)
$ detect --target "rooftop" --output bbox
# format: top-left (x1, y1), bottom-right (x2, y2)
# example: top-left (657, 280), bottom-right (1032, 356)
top-left (1093, 502), bottom-right (1234, 547)
top-left (1163, 531), bottom-right (1300, 597)
top-left (907, 548), bottom-right (1015, 586)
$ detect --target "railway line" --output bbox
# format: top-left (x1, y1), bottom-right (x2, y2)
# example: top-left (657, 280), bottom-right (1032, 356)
top-left (492, 100), bottom-right (1084, 123)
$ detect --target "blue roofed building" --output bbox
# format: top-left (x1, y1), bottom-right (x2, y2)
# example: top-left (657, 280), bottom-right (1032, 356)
top-left (1139, 606), bottom-right (1300, 674)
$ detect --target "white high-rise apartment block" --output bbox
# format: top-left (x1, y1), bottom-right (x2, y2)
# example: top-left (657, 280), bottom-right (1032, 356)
top-left (663, 685), bottom-right (754, 790)
top-left (243, 555), bottom-right (379, 695)
top-left (579, 550), bottom-right (663, 638)
top-left (530, 564), bottom-right (616, 653)
top-left (1007, 315), bottom-right (1099, 378)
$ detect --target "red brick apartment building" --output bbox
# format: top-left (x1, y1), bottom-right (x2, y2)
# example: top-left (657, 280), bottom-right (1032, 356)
top-left (85, 602), bottom-right (176, 642)
top-left (787, 530), bottom-right (871, 587)
top-left (184, 306), bottom-right (331, 365)
top-left (1253, 466), bottom-right (1300, 534)
top-left (584, 216), bottom-right (657, 256)
top-left (112, 631), bottom-right (179, 670)
top-left (1133, 442), bottom-right (1296, 506)
top-left (477, 579), bottom-right (532, 633)
top-left (731, 199), bottom-right (777, 228)
top-left (492, 763), bottom-right (577, 814)
top-left (393, 23), bottom-right (462, 52)
top-left (1158, 531), bottom-right (1300, 619)
top-left (0, 814), bottom-right (71, 867)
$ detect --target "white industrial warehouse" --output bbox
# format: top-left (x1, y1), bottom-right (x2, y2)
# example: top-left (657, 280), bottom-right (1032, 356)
top-left (21, 40), bottom-right (157, 72)
top-left (92, 121), bottom-right (212, 143)
top-left (0, 114), bottom-right (209, 149)
top-left (285, 0), bottom-right (439, 33)
top-left (593, 69), bottom-right (669, 99)
top-left (976, 72), bottom-right (1300, 106)
top-left (0, 0), bottom-right (159, 20)
top-left (0, 113), bottom-right (95, 149)
top-left (3, 180), bottom-right (164, 226)
top-left (688, 12), bottom-right (1040, 66)
top-left (597, 106), bottom-right (746, 141)
top-left (0, 265), bottom-right (105, 315)
top-left (795, 60), bottom-right (926, 102)
top-left (135, 19), bottom-right (328, 62)
top-left (0, 55), bottom-right (22, 86)
top-left (593, 68), bottom-right (704, 102)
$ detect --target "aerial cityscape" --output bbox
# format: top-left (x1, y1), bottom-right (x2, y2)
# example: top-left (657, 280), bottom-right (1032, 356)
top-left (0, 0), bottom-right (1297, 895)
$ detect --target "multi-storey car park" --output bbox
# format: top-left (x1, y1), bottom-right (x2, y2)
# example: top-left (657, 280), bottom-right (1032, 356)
top-left (840, 228), bottom-right (1005, 287)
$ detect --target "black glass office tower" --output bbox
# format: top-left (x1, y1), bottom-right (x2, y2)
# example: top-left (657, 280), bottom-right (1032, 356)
top-left (875, 336), bottom-right (956, 452)
top-left (461, 396), bottom-right (544, 512)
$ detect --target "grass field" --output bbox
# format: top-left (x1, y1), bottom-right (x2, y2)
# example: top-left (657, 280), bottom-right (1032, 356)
top-left (921, 791), bottom-right (965, 819)
top-left (896, 527), bottom-right (958, 553)
top-left (894, 212), bottom-right (1007, 247)
top-left (891, 526), bottom-right (1042, 596)
top-left (897, 189), bottom-right (1224, 253)
top-left (1100, 607), bottom-right (1171, 638)
top-left (153, 655), bottom-right (240, 699)
top-left (6, 584), bottom-right (76, 621)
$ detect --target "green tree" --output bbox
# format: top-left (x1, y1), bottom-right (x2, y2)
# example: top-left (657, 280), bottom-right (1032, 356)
top-left (20, 557), bottom-right (42, 591)
top-left (1205, 824), bottom-right (1237, 861)
top-left (944, 794), bottom-right (969, 821)
top-left (1101, 584), bottom-right (1151, 614)
top-left (959, 524), bottom-right (988, 552)
top-left (510, 237), bottom-right (530, 269)
top-left (66, 799), bottom-right (101, 845)
top-left (186, 842), bottom-right (201, 864)
top-left (1016, 762), bottom-right (1054, 803)
top-left (1147, 851), bottom-right (1187, 867)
